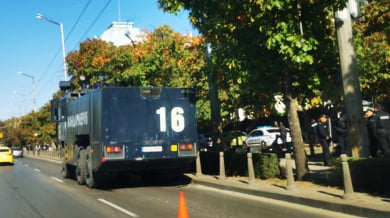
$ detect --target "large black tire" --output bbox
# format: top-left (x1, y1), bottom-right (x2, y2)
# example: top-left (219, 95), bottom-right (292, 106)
top-left (76, 149), bottom-right (86, 185)
top-left (85, 147), bottom-right (99, 188)
top-left (60, 149), bottom-right (74, 179)
top-left (61, 158), bottom-right (70, 178)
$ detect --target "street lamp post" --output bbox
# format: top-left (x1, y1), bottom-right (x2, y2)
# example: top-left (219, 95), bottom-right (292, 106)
top-left (13, 91), bottom-right (27, 115)
top-left (17, 72), bottom-right (36, 113)
top-left (36, 13), bottom-right (67, 81)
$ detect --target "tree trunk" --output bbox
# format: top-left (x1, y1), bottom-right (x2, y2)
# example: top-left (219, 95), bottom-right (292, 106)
top-left (286, 95), bottom-right (309, 180)
top-left (206, 48), bottom-right (223, 150)
top-left (335, 8), bottom-right (369, 157)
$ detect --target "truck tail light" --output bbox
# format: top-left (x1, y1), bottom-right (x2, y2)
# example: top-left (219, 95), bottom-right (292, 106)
top-left (106, 145), bottom-right (122, 153)
top-left (179, 143), bottom-right (193, 151)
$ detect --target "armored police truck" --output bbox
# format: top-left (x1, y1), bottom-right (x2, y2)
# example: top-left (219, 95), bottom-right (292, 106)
top-left (51, 84), bottom-right (198, 188)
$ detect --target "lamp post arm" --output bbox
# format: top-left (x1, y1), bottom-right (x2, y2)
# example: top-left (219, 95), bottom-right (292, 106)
top-left (45, 18), bottom-right (61, 26)
top-left (36, 13), bottom-right (67, 81)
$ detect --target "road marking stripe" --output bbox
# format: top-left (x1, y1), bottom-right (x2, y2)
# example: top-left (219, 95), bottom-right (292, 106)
top-left (34, 168), bottom-right (40, 172)
top-left (98, 198), bottom-right (139, 217)
top-left (51, 177), bottom-right (64, 183)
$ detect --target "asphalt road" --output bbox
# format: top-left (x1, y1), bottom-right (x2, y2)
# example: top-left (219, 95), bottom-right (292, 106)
top-left (0, 157), bottom-right (361, 218)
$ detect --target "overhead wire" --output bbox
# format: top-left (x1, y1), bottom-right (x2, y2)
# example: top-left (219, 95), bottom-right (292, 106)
top-left (36, 0), bottom-right (112, 100)
top-left (75, 0), bottom-right (112, 49)
top-left (36, 0), bottom-right (93, 91)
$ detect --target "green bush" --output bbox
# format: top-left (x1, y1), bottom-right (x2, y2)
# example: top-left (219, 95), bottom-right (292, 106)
top-left (199, 151), bottom-right (281, 179)
top-left (327, 157), bottom-right (390, 195)
top-left (254, 153), bottom-right (280, 179)
top-left (199, 151), bottom-right (219, 175)
top-left (349, 158), bottom-right (390, 194)
top-left (224, 151), bottom-right (247, 176)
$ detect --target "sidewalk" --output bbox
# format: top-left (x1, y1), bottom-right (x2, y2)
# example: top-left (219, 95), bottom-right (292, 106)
top-left (187, 162), bottom-right (390, 218)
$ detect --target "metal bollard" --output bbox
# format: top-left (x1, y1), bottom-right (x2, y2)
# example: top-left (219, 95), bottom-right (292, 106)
top-left (247, 152), bottom-right (256, 185)
top-left (341, 154), bottom-right (356, 199)
top-left (285, 153), bottom-right (296, 191)
top-left (219, 151), bottom-right (226, 180)
top-left (196, 152), bottom-right (203, 177)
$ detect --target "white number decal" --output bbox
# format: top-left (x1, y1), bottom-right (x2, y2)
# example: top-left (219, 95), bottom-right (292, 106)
top-left (171, 107), bottom-right (185, 132)
top-left (156, 107), bottom-right (185, 132)
top-left (156, 107), bottom-right (167, 132)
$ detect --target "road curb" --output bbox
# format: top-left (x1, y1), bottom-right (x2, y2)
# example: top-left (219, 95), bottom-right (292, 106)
top-left (24, 153), bottom-right (61, 164)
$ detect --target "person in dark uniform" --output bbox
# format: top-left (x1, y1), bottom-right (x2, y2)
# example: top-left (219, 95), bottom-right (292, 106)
top-left (317, 115), bottom-right (331, 166)
top-left (364, 107), bottom-right (378, 157)
top-left (278, 122), bottom-right (287, 146)
top-left (308, 118), bottom-right (319, 157)
top-left (334, 110), bottom-right (350, 156)
top-left (373, 103), bottom-right (390, 157)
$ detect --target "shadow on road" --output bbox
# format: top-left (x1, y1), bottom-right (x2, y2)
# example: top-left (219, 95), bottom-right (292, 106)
top-left (97, 173), bottom-right (192, 190)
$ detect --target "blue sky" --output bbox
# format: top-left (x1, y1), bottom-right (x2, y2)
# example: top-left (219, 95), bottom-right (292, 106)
top-left (0, 0), bottom-right (196, 121)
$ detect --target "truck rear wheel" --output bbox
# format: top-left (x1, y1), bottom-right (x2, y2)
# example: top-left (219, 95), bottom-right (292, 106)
top-left (85, 147), bottom-right (98, 188)
top-left (76, 150), bottom-right (86, 185)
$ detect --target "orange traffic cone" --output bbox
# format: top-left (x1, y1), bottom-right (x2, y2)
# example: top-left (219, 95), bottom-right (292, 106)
top-left (178, 191), bottom-right (189, 218)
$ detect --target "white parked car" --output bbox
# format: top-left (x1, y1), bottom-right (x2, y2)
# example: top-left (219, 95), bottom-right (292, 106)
top-left (243, 126), bottom-right (291, 152)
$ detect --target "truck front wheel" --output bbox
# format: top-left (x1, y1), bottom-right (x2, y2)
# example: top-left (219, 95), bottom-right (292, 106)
top-left (76, 150), bottom-right (86, 185)
top-left (61, 159), bottom-right (70, 178)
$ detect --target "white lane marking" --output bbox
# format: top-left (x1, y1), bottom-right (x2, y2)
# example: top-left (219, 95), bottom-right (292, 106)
top-left (51, 177), bottom-right (64, 183)
top-left (24, 164), bottom-right (29, 167)
top-left (34, 168), bottom-right (40, 172)
top-left (98, 198), bottom-right (139, 217)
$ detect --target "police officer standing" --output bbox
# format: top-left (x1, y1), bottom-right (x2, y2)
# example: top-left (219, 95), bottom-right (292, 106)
top-left (278, 122), bottom-right (287, 146)
top-left (317, 115), bottom-right (331, 166)
top-left (373, 103), bottom-right (390, 157)
top-left (364, 107), bottom-right (378, 157)
top-left (308, 118), bottom-right (318, 157)
top-left (334, 110), bottom-right (351, 156)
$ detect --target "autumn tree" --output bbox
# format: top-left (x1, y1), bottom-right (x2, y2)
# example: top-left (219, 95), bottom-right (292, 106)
top-left (158, 0), bottom-right (350, 179)
top-left (66, 39), bottom-right (122, 89)
top-left (66, 26), bottom-right (209, 126)
top-left (354, 0), bottom-right (390, 104)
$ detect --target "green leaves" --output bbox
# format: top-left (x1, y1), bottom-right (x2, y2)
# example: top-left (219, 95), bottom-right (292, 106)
top-left (158, 0), bottom-right (184, 14)
top-left (354, 0), bottom-right (390, 101)
top-left (157, 0), bottom-right (350, 121)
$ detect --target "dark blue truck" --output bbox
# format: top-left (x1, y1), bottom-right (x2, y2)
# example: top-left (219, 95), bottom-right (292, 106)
top-left (51, 85), bottom-right (198, 188)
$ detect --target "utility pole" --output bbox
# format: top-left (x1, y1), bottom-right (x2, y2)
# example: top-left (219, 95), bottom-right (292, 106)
top-left (206, 43), bottom-right (223, 149)
top-left (335, 1), bottom-right (369, 157)
top-left (17, 72), bottom-right (36, 113)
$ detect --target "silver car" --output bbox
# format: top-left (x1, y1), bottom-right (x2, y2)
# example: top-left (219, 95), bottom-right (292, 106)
top-left (11, 147), bottom-right (23, 158)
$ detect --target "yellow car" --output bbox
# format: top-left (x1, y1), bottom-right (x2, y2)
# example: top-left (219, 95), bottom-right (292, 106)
top-left (0, 146), bottom-right (14, 165)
